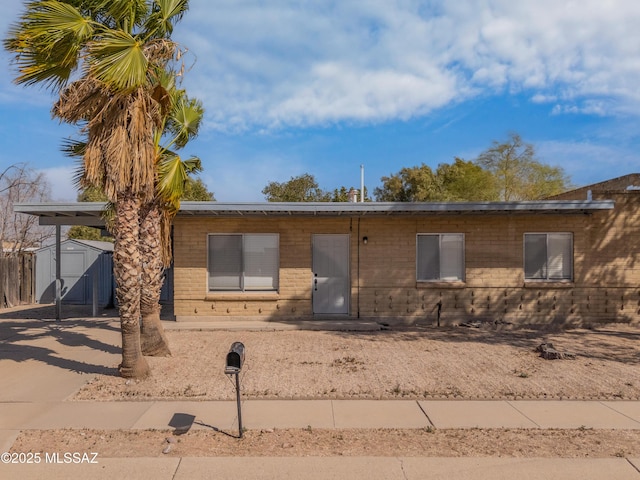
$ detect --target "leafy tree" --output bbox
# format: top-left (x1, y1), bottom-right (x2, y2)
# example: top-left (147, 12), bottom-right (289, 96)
top-left (476, 132), bottom-right (569, 201)
top-left (67, 187), bottom-right (111, 242)
top-left (5, 0), bottom-right (193, 378)
top-left (330, 186), bottom-right (370, 202)
top-left (435, 158), bottom-right (498, 201)
top-left (516, 162), bottom-right (570, 200)
top-left (263, 174), bottom-right (331, 202)
top-left (67, 226), bottom-right (107, 242)
top-left (181, 177), bottom-right (215, 201)
top-left (77, 186), bottom-right (108, 202)
top-left (374, 164), bottom-right (438, 201)
top-left (0, 163), bottom-right (53, 252)
top-left (331, 186), bottom-right (351, 202)
top-left (375, 136), bottom-right (570, 202)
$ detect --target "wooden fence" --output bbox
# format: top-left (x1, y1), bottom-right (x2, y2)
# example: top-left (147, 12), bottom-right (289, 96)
top-left (0, 253), bottom-right (34, 308)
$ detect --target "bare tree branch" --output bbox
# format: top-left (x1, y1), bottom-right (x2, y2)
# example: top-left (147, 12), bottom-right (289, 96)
top-left (0, 163), bottom-right (54, 253)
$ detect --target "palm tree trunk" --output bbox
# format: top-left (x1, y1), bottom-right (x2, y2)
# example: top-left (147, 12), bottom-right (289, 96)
top-left (113, 193), bottom-right (150, 378)
top-left (140, 201), bottom-right (171, 356)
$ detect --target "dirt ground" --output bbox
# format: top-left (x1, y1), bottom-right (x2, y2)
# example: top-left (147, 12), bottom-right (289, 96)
top-left (10, 319), bottom-right (640, 458)
top-left (12, 428), bottom-right (640, 458)
top-left (74, 325), bottom-right (640, 401)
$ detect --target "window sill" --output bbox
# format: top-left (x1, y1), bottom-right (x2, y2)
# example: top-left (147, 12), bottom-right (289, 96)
top-left (416, 281), bottom-right (466, 289)
top-left (524, 281), bottom-right (574, 289)
top-left (205, 292), bottom-right (280, 301)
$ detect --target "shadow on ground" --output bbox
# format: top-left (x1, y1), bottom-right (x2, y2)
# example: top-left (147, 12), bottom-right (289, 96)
top-left (0, 306), bottom-right (125, 376)
top-left (330, 323), bottom-right (640, 365)
top-left (0, 303), bottom-right (175, 321)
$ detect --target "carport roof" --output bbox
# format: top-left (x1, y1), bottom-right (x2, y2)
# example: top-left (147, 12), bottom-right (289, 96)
top-left (14, 199), bottom-right (615, 226)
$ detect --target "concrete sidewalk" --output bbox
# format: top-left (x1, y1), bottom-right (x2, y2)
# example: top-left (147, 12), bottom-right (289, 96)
top-left (2, 399), bottom-right (640, 435)
top-left (1, 457), bottom-right (640, 480)
top-left (1, 398), bottom-right (640, 479)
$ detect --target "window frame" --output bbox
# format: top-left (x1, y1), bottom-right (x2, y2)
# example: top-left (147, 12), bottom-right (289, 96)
top-left (523, 232), bottom-right (573, 281)
top-left (416, 233), bottom-right (465, 282)
top-left (207, 233), bottom-right (280, 293)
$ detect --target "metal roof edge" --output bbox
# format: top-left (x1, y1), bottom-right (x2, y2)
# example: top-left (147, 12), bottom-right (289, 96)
top-left (13, 200), bottom-right (615, 220)
top-left (177, 200), bottom-right (615, 215)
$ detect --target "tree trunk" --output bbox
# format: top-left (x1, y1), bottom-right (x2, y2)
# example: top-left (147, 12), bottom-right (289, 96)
top-left (113, 194), bottom-right (150, 378)
top-left (139, 201), bottom-right (171, 356)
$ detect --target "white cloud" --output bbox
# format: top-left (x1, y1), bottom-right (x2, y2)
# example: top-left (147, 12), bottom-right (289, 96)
top-left (3, 0), bottom-right (640, 133)
top-left (550, 98), bottom-right (612, 116)
top-left (531, 94), bottom-right (557, 104)
top-left (175, 0), bottom-right (640, 131)
top-left (271, 62), bottom-right (458, 126)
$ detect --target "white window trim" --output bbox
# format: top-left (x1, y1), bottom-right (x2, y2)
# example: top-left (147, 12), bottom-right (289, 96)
top-left (207, 233), bottom-right (280, 293)
top-left (523, 232), bottom-right (573, 281)
top-left (416, 233), bottom-right (465, 282)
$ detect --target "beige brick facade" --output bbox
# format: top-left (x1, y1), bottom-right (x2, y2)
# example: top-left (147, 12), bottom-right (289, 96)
top-left (173, 190), bottom-right (640, 327)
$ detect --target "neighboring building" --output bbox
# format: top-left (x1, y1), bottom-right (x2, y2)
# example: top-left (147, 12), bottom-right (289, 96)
top-left (2, 241), bottom-right (38, 253)
top-left (14, 174), bottom-right (640, 327)
top-left (172, 174), bottom-right (640, 327)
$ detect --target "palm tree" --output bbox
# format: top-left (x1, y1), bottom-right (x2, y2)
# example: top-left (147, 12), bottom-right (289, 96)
top-left (62, 82), bottom-right (205, 358)
top-left (140, 76), bottom-right (204, 357)
top-left (5, 0), bottom-right (192, 378)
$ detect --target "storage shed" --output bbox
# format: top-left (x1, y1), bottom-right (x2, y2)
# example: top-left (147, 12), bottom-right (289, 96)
top-left (35, 239), bottom-right (114, 306)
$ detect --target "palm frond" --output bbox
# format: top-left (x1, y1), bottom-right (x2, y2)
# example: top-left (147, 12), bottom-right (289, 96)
top-left (101, 200), bottom-right (117, 235)
top-left (4, 0), bottom-right (95, 88)
top-left (156, 152), bottom-right (189, 204)
top-left (72, 157), bottom-right (88, 191)
top-left (167, 96), bottom-right (204, 148)
top-left (88, 29), bottom-right (148, 91)
top-left (181, 155), bottom-right (202, 174)
top-left (61, 138), bottom-right (86, 158)
top-left (145, 0), bottom-right (190, 38)
top-left (53, 76), bottom-right (109, 123)
top-left (88, 0), bottom-right (147, 32)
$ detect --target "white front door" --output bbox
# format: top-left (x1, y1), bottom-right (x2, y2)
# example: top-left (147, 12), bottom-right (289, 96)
top-left (312, 234), bottom-right (350, 315)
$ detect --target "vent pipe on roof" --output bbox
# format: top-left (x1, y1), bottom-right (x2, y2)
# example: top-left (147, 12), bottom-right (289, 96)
top-left (587, 189), bottom-right (592, 201)
top-left (360, 164), bottom-right (365, 202)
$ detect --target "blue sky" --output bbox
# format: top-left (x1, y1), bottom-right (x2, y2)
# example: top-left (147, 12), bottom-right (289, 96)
top-left (1, 0), bottom-right (639, 202)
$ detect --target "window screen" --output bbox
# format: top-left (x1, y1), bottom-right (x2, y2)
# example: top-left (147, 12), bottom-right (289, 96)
top-left (208, 234), bottom-right (279, 291)
top-left (243, 234), bottom-right (279, 290)
top-left (417, 234), bottom-right (464, 281)
top-left (524, 233), bottom-right (572, 280)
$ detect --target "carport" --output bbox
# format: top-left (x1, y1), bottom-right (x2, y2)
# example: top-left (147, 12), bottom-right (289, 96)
top-left (13, 202), bottom-right (107, 321)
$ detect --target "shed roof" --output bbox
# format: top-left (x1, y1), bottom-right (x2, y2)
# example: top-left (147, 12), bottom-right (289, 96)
top-left (14, 199), bottom-right (615, 226)
top-left (35, 238), bottom-right (114, 252)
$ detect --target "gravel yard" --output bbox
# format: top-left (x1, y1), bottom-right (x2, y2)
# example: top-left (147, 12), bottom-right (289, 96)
top-left (74, 324), bottom-right (640, 401)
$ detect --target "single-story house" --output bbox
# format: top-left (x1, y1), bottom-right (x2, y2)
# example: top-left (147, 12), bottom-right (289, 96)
top-left (14, 174), bottom-right (640, 327)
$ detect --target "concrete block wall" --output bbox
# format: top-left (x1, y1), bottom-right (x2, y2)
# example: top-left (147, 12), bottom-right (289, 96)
top-left (173, 194), bottom-right (640, 326)
top-left (173, 217), bottom-right (353, 320)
